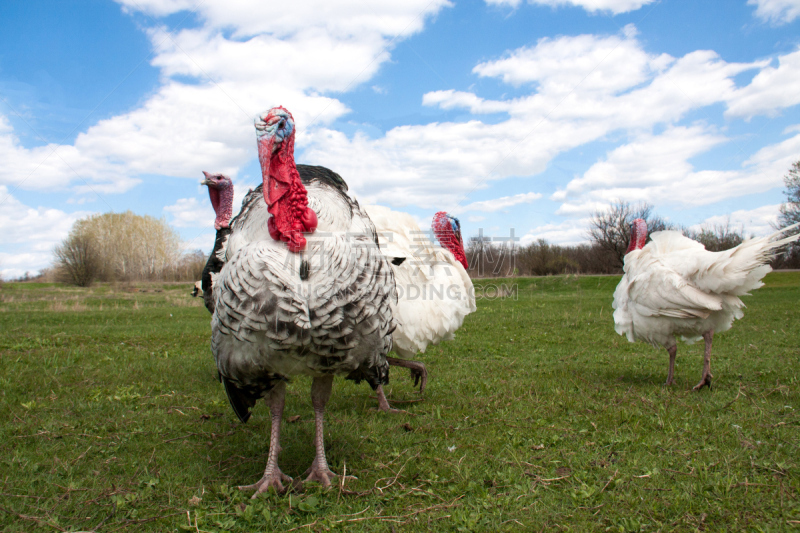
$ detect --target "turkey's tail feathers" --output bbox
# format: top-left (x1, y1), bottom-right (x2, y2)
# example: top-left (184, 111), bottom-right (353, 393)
top-left (222, 378), bottom-right (256, 423)
top-left (693, 222), bottom-right (800, 296)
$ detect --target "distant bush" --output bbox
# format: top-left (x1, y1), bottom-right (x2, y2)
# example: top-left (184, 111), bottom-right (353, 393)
top-left (53, 211), bottom-right (205, 285)
top-left (54, 232), bottom-right (101, 287)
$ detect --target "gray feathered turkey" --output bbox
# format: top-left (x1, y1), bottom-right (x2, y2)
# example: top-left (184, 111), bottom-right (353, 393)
top-left (210, 106), bottom-right (397, 495)
top-left (194, 172), bottom-right (233, 313)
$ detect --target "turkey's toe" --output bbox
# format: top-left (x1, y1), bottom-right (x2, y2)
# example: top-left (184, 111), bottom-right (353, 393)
top-left (239, 470), bottom-right (292, 497)
top-left (303, 466), bottom-right (337, 488)
top-left (371, 405), bottom-right (407, 414)
top-left (692, 373), bottom-right (713, 391)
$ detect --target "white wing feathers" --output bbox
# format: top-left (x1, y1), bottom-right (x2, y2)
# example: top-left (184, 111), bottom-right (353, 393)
top-left (365, 204), bottom-right (476, 358)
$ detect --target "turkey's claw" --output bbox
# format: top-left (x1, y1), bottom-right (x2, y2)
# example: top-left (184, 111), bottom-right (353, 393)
top-left (692, 372), bottom-right (713, 391)
top-left (238, 469), bottom-right (293, 497)
top-left (410, 365), bottom-right (428, 393)
top-left (386, 357), bottom-right (428, 394)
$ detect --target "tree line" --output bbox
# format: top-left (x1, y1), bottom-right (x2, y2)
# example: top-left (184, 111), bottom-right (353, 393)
top-left (29, 161), bottom-right (800, 285)
top-left (467, 161), bottom-right (800, 278)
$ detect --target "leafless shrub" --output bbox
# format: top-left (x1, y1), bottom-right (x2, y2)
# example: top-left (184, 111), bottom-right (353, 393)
top-left (53, 232), bottom-right (101, 287)
top-left (773, 160), bottom-right (800, 268)
top-left (588, 200), bottom-right (672, 269)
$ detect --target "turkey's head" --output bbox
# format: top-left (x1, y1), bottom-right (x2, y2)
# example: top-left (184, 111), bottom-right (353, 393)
top-left (255, 106), bottom-right (318, 252)
top-left (626, 218), bottom-right (648, 253)
top-left (201, 172), bottom-right (234, 230)
top-left (432, 212), bottom-right (468, 270)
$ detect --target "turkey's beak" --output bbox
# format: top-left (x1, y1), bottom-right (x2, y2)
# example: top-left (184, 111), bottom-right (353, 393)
top-left (200, 171), bottom-right (214, 187)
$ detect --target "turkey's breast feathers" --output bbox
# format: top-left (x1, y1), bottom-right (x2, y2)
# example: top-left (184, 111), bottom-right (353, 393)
top-left (211, 169), bottom-right (396, 420)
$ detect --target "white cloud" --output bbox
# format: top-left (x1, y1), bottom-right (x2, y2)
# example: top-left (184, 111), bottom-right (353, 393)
top-left (164, 197), bottom-right (213, 228)
top-left (552, 125), bottom-right (800, 215)
top-left (1, 1), bottom-right (452, 198)
top-left (485, 0), bottom-right (655, 15)
top-left (458, 192), bottom-right (542, 213)
top-left (473, 26), bottom-right (671, 91)
top-left (691, 205), bottom-right (781, 237)
top-left (115, 0), bottom-right (452, 39)
top-left (726, 48), bottom-right (800, 119)
top-left (520, 219), bottom-right (591, 246)
top-left (0, 186), bottom-right (92, 279)
top-left (748, 0), bottom-right (800, 24)
top-left (313, 29), bottom-right (782, 212)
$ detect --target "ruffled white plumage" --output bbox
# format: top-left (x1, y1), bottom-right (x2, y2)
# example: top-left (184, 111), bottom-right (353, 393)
top-left (613, 227), bottom-right (798, 349)
top-left (365, 204), bottom-right (476, 358)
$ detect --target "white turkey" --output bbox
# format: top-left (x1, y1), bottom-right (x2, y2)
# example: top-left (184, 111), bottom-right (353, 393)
top-left (211, 106), bottom-right (396, 495)
top-left (364, 206), bottom-right (476, 409)
top-left (193, 172), bottom-right (234, 313)
top-left (612, 218), bottom-right (800, 390)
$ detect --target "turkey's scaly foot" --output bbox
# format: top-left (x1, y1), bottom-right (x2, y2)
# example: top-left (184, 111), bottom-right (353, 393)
top-left (387, 357), bottom-right (428, 394)
top-left (303, 466), bottom-right (337, 488)
top-left (664, 377), bottom-right (675, 386)
top-left (374, 385), bottom-right (407, 414)
top-left (238, 469), bottom-right (292, 497)
top-left (692, 372), bottom-right (713, 391)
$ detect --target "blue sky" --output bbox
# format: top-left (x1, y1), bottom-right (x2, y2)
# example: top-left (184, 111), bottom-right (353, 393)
top-left (2, 0), bottom-right (800, 278)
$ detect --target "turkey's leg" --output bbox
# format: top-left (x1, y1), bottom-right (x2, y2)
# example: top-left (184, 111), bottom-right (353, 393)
top-left (304, 375), bottom-right (337, 487)
top-left (665, 345), bottom-right (677, 386)
top-left (375, 384), bottom-right (404, 414)
top-left (239, 381), bottom-right (292, 496)
top-left (387, 356), bottom-right (428, 393)
top-left (692, 330), bottom-right (714, 391)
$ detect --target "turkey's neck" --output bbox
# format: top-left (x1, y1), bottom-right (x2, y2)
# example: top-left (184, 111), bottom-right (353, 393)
top-left (214, 187), bottom-right (233, 230)
top-left (626, 220), bottom-right (648, 253)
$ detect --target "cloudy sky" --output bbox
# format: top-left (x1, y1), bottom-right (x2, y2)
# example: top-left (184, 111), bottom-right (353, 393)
top-left (2, 0), bottom-right (800, 278)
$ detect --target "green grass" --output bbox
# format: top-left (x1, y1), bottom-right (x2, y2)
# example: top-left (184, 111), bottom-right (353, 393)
top-left (0, 274), bottom-right (798, 532)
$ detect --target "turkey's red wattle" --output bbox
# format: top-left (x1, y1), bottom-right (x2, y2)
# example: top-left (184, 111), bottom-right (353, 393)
top-left (432, 211), bottom-right (468, 270)
top-left (626, 218), bottom-right (648, 254)
top-left (257, 124), bottom-right (317, 253)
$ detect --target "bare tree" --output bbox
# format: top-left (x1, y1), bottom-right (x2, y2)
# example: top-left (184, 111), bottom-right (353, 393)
top-left (588, 200), bottom-right (672, 269)
top-left (777, 161), bottom-right (800, 230)
top-left (54, 232), bottom-right (100, 287)
top-left (773, 160), bottom-right (800, 268)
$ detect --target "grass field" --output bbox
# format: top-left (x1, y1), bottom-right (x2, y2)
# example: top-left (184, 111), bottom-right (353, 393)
top-left (0, 273), bottom-right (798, 532)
